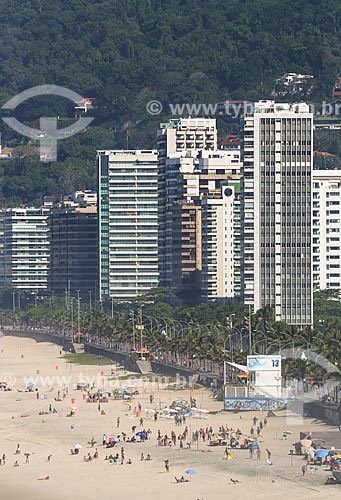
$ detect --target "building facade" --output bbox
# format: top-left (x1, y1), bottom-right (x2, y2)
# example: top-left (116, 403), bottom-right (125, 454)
top-left (48, 199), bottom-right (98, 298)
top-left (156, 115), bottom-right (241, 301)
top-left (157, 118), bottom-right (217, 294)
top-left (312, 170), bottom-right (341, 290)
top-left (0, 208), bottom-right (50, 290)
top-left (201, 180), bottom-right (241, 302)
top-left (241, 101), bottom-right (313, 326)
top-left (97, 150), bottom-right (159, 300)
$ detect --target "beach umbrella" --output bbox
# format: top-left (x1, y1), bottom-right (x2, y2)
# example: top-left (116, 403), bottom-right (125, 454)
top-left (251, 444), bottom-right (259, 450)
top-left (185, 470), bottom-right (196, 481)
top-left (26, 381), bottom-right (35, 390)
top-left (315, 449), bottom-right (329, 458)
top-left (300, 439), bottom-right (312, 447)
top-left (136, 431), bottom-right (145, 437)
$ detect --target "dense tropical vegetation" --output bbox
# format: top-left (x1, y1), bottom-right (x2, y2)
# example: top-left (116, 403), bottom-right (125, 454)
top-left (1, 0), bottom-right (341, 204)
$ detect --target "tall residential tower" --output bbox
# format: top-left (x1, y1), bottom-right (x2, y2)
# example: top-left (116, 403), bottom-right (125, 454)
top-left (97, 150), bottom-right (159, 301)
top-left (241, 101), bottom-right (313, 326)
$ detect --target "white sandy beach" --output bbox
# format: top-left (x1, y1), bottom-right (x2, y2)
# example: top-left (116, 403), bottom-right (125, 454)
top-left (0, 336), bottom-right (339, 500)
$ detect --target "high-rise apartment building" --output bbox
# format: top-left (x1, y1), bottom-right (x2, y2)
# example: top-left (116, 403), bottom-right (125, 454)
top-left (201, 180), bottom-right (241, 301)
top-left (312, 170), bottom-right (341, 290)
top-left (241, 101), bottom-right (313, 326)
top-left (0, 208), bottom-right (50, 290)
top-left (48, 194), bottom-right (98, 298)
top-left (157, 116), bottom-right (241, 301)
top-left (97, 150), bottom-right (159, 300)
top-left (157, 118), bottom-right (217, 294)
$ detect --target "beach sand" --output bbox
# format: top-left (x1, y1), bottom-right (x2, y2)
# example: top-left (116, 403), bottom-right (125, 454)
top-left (0, 336), bottom-right (338, 500)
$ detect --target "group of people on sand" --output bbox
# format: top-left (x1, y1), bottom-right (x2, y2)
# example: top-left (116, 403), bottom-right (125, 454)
top-left (83, 449), bottom-right (99, 462)
top-left (0, 444), bottom-right (53, 467)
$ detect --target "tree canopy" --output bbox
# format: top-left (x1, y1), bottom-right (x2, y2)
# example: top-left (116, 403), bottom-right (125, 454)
top-left (0, 0), bottom-right (341, 204)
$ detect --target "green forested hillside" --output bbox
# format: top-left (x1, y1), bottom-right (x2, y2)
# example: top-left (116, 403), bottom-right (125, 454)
top-left (0, 0), bottom-right (341, 204)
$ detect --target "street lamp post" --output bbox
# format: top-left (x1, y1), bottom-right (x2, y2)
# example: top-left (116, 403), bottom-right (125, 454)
top-left (226, 314), bottom-right (235, 362)
top-left (71, 297), bottom-right (75, 341)
top-left (76, 290), bottom-right (81, 335)
top-left (88, 291), bottom-right (92, 310)
top-left (139, 305), bottom-right (144, 352)
top-left (248, 304), bottom-right (252, 354)
top-left (130, 310), bottom-right (136, 351)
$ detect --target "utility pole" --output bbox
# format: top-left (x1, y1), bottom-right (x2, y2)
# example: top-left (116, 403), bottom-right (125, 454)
top-left (88, 291), bottom-right (92, 310)
top-left (65, 288), bottom-right (68, 310)
top-left (34, 292), bottom-right (37, 309)
top-left (12, 291), bottom-right (15, 311)
top-left (111, 297), bottom-right (114, 319)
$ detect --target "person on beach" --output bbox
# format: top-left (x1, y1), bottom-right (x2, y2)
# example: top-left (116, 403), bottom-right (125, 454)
top-left (16, 444), bottom-right (20, 455)
top-left (266, 448), bottom-right (271, 460)
top-left (2, 454), bottom-right (6, 465)
top-left (117, 417), bottom-right (120, 428)
top-left (301, 464), bottom-right (307, 476)
top-left (164, 459), bottom-right (170, 472)
top-left (47, 455), bottom-right (52, 462)
top-left (140, 453), bottom-right (144, 461)
top-left (139, 417), bottom-right (144, 426)
top-left (146, 454), bottom-right (152, 461)
top-left (102, 434), bottom-right (107, 446)
top-left (14, 461), bottom-right (19, 467)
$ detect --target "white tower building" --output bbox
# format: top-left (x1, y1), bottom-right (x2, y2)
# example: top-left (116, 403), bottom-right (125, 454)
top-left (97, 150), bottom-right (159, 300)
top-left (241, 101), bottom-right (313, 326)
top-left (312, 170), bottom-right (341, 290)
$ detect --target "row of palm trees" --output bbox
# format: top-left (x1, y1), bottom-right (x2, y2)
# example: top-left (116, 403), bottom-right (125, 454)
top-left (1, 298), bottom-right (340, 381)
